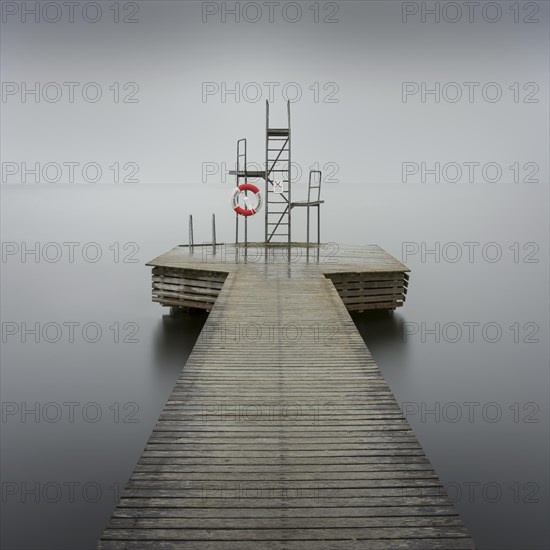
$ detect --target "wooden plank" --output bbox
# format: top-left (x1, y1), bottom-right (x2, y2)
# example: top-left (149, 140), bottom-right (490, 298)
top-left (152, 289), bottom-right (217, 302)
top-left (106, 516), bottom-right (465, 529)
top-left (100, 539), bottom-right (475, 550)
top-left (109, 505), bottom-right (456, 519)
top-left (153, 282), bottom-right (221, 296)
top-left (331, 285), bottom-right (406, 295)
top-left (152, 269), bottom-right (228, 284)
top-left (152, 275), bottom-right (224, 289)
top-left (101, 526), bottom-right (472, 540)
top-left (152, 298), bottom-right (211, 311)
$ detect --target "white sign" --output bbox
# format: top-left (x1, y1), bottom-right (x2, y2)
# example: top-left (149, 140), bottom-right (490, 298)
top-left (273, 181), bottom-right (284, 194)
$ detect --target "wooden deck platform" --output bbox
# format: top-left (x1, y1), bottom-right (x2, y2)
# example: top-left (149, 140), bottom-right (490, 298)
top-left (99, 244), bottom-right (474, 549)
top-left (149, 243), bottom-right (409, 313)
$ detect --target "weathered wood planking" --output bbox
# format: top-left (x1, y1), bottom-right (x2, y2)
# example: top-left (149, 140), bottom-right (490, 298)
top-left (99, 244), bottom-right (474, 549)
top-left (152, 266), bottom-right (228, 311)
top-left (149, 244), bottom-right (409, 312)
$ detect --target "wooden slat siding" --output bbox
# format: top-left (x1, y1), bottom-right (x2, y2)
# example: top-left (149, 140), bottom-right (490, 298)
top-left (99, 245), bottom-right (474, 549)
top-left (152, 267), bottom-right (228, 311)
top-left (325, 271), bottom-right (408, 311)
top-left (150, 245), bottom-right (410, 313)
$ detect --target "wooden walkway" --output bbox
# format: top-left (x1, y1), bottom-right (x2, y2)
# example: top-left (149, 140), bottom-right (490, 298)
top-left (99, 245), bottom-right (474, 549)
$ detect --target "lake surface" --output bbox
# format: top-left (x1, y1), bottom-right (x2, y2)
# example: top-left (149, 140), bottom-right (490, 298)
top-left (1, 185), bottom-right (548, 550)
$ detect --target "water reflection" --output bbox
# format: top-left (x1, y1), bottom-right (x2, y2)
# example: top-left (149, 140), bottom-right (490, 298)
top-left (152, 309), bottom-right (207, 374)
top-left (351, 310), bottom-right (410, 381)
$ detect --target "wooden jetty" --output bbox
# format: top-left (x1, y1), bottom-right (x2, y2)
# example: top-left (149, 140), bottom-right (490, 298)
top-left (99, 243), bottom-right (474, 549)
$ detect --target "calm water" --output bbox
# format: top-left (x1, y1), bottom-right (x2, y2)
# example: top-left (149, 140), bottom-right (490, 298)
top-left (1, 185), bottom-right (548, 550)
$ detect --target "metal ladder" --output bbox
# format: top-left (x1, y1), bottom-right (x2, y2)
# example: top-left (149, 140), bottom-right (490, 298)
top-left (265, 100), bottom-right (291, 245)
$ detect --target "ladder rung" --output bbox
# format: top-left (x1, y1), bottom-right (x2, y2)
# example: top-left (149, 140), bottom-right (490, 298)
top-left (267, 128), bottom-right (289, 135)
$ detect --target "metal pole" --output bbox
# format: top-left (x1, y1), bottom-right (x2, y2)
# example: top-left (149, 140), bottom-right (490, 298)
top-left (212, 213), bottom-right (217, 254)
top-left (316, 171), bottom-right (322, 248)
top-left (235, 139), bottom-right (241, 247)
top-left (189, 214), bottom-right (194, 251)
top-left (244, 216), bottom-right (248, 261)
top-left (317, 205), bottom-right (321, 263)
top-left (287, 100), bottom-right (291, 252)
top-left (306, 205), bottom-right (310, 261)
top-left (264, 100), bottom-right (269, 244)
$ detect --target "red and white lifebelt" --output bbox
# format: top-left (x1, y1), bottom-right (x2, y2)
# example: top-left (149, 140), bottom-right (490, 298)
top-left (231, 183), bottom-right (262, 217)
